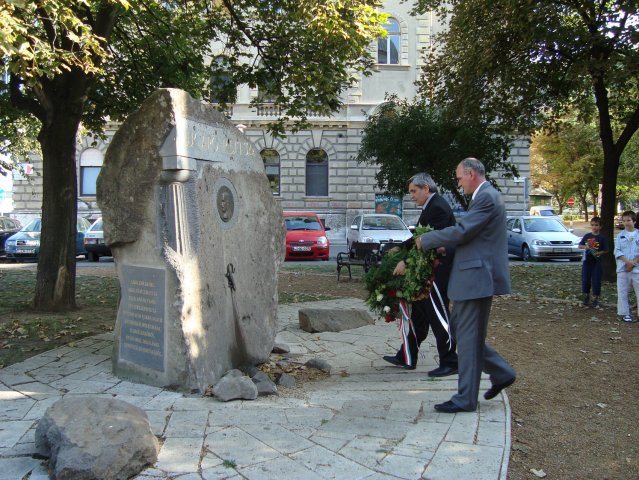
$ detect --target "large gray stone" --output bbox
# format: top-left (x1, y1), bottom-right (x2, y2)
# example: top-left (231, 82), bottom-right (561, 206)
top-left (34, 397), bottom-right (158, 480)
top-left (298, 308), bottom-right (374, 333)
top-left (212, 370), bottom-right (258, 401)
top-left (97, 89), bottom-right (285, 392)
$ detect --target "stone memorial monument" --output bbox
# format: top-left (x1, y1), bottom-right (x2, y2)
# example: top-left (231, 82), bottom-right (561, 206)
top-left (97, 89), bottom-right (285, 393)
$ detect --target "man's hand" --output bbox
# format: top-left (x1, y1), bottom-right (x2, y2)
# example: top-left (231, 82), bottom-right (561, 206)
top-left (393, 260), bottom-right (406, 276)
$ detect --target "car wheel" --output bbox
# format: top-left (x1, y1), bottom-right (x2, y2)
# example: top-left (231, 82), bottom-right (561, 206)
top-left (522, 245), bottom-right (533, 261)
top-left (88, 252), bottom-right (99, 262)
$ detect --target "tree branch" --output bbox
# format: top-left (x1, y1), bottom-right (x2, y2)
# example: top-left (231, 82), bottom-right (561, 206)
top-left (9, 75), bottom-right (46, 122)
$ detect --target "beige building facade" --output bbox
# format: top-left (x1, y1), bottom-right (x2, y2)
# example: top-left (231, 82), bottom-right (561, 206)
top-left (11, 1), bottom-right (530, 243)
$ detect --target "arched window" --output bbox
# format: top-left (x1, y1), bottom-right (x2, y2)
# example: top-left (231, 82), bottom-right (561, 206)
top-left (260, 148), bottom-right (280, 195)
top-left (378, 18), bottom-right (400, 65)
top-left (79, 148), bottom-right (103, 196)
top-left (305, 148), bottom-right (328, 196)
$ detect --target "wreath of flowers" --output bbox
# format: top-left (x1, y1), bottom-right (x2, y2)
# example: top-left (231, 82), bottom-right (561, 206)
top-left (363, 226), bottom-right (438, 322)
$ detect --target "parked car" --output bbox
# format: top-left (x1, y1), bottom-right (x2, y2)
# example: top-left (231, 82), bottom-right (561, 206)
top-left (284, 212), bottom-right (330, 261)
top-left (529, 205), bottom-right (560, 218)
top-left (83, 217), bottom-right (112, 261)
top-left (347, 214), bottom-right (413, 259)
top-left (506, 215), bottom-right (582, 261)
top-left (0, 216), bottom-right (22, 257)
top-left (4, 217), bottom-right (91, 261)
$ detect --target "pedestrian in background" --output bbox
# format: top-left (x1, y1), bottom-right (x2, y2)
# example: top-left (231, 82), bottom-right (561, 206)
top-left (614, 210), bottom-right (639, 322)
top-left (578, 217), bottom-right (609, 308)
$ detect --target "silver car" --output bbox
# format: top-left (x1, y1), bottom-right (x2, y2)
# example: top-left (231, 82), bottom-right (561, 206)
top-left (506, 216), bottom-right (582, 261)
top-left (347, 214), bottom-right (412, 258)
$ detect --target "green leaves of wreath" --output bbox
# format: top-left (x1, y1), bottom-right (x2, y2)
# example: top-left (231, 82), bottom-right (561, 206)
top-left (363, 226), bottom-right (437, 322)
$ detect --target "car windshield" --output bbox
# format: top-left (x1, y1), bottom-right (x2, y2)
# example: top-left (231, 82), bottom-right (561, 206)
top-left (89, 219), bottom-right (103, 231)
top-left (539, 210), bottom-right (556, 216)
top-left (285, 216), bottom-right (322, 231)
top-left (362, 216), bottom-right (406, 230)
top-left (21, 219), bottom-right (42, 232)
top-left (524, 218), bottom-right (567, 233)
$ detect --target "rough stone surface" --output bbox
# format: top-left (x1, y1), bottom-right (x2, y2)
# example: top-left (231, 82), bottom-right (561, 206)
top-left (304, 358), bottom-right (332, 373)
top-left (272, 343), bottom-right (290, 354)
top-left (298, 308), bottom-right (374, 333)
top-left (97, 89), bottom-right (285, 392)
top-left (212, 371), bottom-right (258, 401)
top-left (251, 371), bottom-right (278, 396)
top-left (275, 372), bottom-right (296, 388)
top-left (34, 397), bottom-right (158, 480)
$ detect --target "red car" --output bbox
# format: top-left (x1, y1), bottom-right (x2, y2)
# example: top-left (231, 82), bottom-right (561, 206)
top-left (284, 212), bottom-right (330, 261)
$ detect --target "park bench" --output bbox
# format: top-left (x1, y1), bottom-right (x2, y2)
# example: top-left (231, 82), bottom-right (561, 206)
top-left (336, 241), bottom-right (403, 281)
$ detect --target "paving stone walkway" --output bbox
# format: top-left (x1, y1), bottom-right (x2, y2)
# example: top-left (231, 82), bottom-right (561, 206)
top-left (0, 298), bottom-right (511, 480)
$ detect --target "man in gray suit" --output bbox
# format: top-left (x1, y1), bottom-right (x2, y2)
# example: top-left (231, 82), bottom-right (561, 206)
top-left (416, 158), bottom-right (516, 413)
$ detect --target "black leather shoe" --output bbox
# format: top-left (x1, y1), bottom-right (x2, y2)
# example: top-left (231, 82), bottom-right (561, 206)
top-left (382, 355), bottom-right (405, 367)
top-left (434, 400), bottom-right (469, 413)
top-left (427, 366), bottom-right (458, 377)
top-left (484, 377), bottom-right (516, 400)
top-left (404, 364), bottom-right (416, 370)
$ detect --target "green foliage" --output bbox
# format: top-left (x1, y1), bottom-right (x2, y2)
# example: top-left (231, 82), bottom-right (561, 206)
top-left (531, 117), bottom-right (603, 216)
top-left (1, 0), bottom-right (388, 136)
top-left (0, 0), bottom-right (387, 309)
top-left (356, 96), bottom-right (517, 205)
top-left (411, 0), bottom-right (639, 277)
top-left (413, 0), bottom-right (639, 139)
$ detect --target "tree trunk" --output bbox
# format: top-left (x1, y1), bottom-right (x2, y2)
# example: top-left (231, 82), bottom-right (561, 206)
top-left (32, 75), bottom-right (87, 311)
top-left (599, 146), bottom-right (620, 283)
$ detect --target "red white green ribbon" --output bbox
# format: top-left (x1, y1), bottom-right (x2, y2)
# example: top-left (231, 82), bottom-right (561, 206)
top-left (398, 299), bottom-right (415, 365)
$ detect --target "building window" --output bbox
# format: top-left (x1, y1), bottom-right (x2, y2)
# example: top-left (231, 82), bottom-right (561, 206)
top-left (378, 18), bottom-right (400, 65)
top-left (261, 148), bottom-right (280, 195)
top-left (79, 148), bottom-right (103, 197)
top-left (208, 56), bottom-right (236, 104)
top-left (306, 148), bottom-right (328, 196)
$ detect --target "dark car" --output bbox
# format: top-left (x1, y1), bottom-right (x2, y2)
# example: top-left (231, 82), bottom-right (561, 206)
top-left (83, 217), bottom-right (112, 261)
top-left (0, 216), bottom-right (22, 256)
top-left (4, 217), bottom-right (91, 261)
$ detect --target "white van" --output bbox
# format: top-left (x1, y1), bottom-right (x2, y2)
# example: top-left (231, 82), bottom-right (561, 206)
top-left (529, 206), bottom-right (559, 217)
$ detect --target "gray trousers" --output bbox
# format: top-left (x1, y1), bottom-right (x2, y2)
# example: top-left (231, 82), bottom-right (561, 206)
top-left (449, 297), bottom-right (516, 411)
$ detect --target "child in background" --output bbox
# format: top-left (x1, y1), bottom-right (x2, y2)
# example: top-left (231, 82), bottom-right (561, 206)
top-left (614, 210), bottom-right (639, 322)
top-left (579, 217), bottom-right (608, 307)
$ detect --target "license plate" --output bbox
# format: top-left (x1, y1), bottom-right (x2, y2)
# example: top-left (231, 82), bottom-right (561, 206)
top-left (16, 249), bottom-right (34, 253)
top-left (554, 248), bottom-right (571, 253)
top-left (292, 246), bottom-right (311, 252)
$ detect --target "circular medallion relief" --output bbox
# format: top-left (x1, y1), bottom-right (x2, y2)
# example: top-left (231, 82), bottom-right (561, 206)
top-left (213, 178), bottom-right (239, 229)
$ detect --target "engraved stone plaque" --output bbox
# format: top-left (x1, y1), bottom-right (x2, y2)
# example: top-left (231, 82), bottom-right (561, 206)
top-left (118, 265), bottom-right (166, 371)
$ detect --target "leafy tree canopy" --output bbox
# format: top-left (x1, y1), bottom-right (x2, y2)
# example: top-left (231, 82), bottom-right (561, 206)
top-left (356, 96), bottom-right (517, 206)
top-left (0, 0), bottom-right (387, 310)
top-left (412, 0), bottom-right (638, 277)
top-left (531, 117), bottom-right (603, 219)
top-left (414, 0), bottom-right (639, 140)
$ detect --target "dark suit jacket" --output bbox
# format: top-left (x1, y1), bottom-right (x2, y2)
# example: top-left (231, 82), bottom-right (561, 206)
top-left (403, 193), bottom-right (456, 260)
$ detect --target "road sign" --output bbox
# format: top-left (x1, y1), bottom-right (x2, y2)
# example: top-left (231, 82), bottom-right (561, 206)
top-left (567, 198), bottom-right (575, 207)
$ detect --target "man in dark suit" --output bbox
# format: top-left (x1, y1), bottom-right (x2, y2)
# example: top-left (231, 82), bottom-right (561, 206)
top-left (416, 158), bottom-right (516, 413)
top-left (382, 172), bottom-right (459, 376)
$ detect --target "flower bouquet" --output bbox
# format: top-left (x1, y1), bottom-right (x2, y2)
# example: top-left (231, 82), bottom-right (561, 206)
top-left (586, 238), bottom-right (600, 258)
top-left (363, 226), bottom-right (438, 322)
